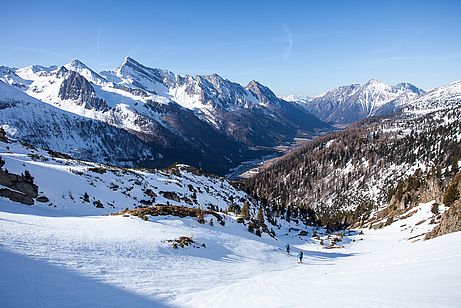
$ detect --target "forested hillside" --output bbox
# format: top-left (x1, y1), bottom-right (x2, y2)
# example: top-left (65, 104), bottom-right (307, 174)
top-left (244, 107), bottom-right (461, 229)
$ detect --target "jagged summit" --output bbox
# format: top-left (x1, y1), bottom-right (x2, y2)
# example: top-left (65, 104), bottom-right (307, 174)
top-left (124, 56), bottom-right (136, 63)
top-left (67, 59), bottom-right (89, 68)
top-left (117, 56), bottom-right (144, 71)
top-left (115, 56), bottom-right (139, 72)
top-left (64, 59), bottom-right (106, 84)
top-left (246, 80), bottom-right (262, 88)
top-left (115, 56), bottom-right (171, 76)
top-left (393, 82), bottom-right (425, 94)
top-left (246, 80), bottom-right (279, 105)
top-left (111, 56), bottom-right (175, 92)
top-left (364, 78), bottom-right (384, 85)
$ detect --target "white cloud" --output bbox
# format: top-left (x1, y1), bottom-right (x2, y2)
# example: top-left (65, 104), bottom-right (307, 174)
top-left (282, 24), bottom-right (293, 62)
top-left (97, 27), bottom-right (101, 57)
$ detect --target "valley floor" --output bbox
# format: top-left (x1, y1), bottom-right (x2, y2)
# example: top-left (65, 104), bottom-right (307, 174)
top-left (0, 200), bottom-right (460, 308)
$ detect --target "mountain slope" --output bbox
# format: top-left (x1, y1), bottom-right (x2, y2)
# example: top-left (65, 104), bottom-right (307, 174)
top-left (0, 80), bottom-right (155, 165)
top-left (105, 57), bottom-right (332, 146)
top-left (0, 132), bottom-right (254, 214)
top-left (404, 80), bottom-right (461, 114)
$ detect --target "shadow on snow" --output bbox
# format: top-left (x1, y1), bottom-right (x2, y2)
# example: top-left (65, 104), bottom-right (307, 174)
top-left (0, 247), bottom-right (173, 308)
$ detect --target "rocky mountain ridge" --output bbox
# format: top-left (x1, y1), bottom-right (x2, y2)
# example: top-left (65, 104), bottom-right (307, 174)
top-left (0, 58), bottom-right (331, 174)
top-left (286, 79), bottom-right (426, 124)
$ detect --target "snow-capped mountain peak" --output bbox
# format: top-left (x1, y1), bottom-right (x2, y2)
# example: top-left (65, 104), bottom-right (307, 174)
top-left (111, 56), bottom-right (175, 95)
top-left (392, 82), bottom-right (425, 94)
top-left (361, 79), bottom-right (391, 94)
top-left (245, 80), bottom-right (261, 89)
top-left (364, 78), bottom-right (385, 86)
top-left (245, 80), bottom-right (280, 106)
top-left (67, 59), bottom-right (88, 69)
top-left (114, 56), bottom-right (142, 76)
top-left (0, 66), bottom-right (31, 90)
top-left (64, 59), bottom-right (106, 85)
top-left (114, 56), bottom-right (174, 83)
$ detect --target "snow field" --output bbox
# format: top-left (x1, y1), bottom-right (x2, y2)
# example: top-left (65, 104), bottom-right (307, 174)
top-left (1, 199), bottom-right (460, 307)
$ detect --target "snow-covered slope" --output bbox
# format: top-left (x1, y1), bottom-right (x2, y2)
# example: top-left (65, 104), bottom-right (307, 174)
top-left (299, 79), bottom-right (425, 124)
top-left (107, 57), bottom-right (263, 112)
top-left (1, 66), bottom-right (251, 175)
top-left (0, 80), bottom-right (155, 165)
top-left (404, 80), bottom-right (461, 114)
top-left (0, 136), bottom-right (252, 215)
top-left (175, 202), bottom-right (461, 308)
top-left (64, 59), bottom-right (107, 85)
top-left (1, 185), bottom-right (459, 307)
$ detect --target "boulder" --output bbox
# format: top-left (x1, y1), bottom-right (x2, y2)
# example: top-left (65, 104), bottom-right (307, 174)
top-left (0, 188), bottom-right (34, 205)
top-left (160, 191), bottom-right (180, 202)
top-left (36, 196), bottom-right (50, 203)
top-left (298, 230), bottom-right (308, 236)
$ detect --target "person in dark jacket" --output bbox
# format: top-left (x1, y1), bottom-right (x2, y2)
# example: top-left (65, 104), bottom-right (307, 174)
top-left (285, 243), bottom-right (290, 254)
top-left (297, 250), bottom-right (304, 263)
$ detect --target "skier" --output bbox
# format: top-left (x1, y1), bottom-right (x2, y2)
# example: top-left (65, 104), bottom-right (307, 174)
top-left (297, 250), bottom-right (304, 263)
top-left (285, 243), bottom-right (290, 254)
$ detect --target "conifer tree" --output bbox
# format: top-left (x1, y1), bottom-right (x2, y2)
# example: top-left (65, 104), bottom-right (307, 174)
top-left (83, 192), bottom-right (90, 203)
top-left (241, 201), bottom-right (250, 220)
top-left (451, 158), bottom-right (459, 174)
top-left (257, 206), bottom-right (265, 226)
top-left (22, 170), bottom-right (34, 184)
top-left (286, 206), bottom-right (291, 223)
top-left (443, 183), bottom-right (459, 207)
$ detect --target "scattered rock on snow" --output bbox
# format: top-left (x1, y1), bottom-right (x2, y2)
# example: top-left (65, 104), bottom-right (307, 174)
top-left (36, 196), bottom-right (50, 203)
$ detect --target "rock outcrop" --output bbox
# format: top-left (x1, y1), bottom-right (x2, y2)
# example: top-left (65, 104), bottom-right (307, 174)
top-left (0, 169), bottom-right (38, 205)
top-left (426, 173), bottom-right (461, 239)
top-left (426, 201), bottom-right (461, 239)
top-left (58, 69), bottom-right (109, 111)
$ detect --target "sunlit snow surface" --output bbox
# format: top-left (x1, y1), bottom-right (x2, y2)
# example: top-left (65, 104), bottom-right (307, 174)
top-left (1, 201), bottom-right (460, 307)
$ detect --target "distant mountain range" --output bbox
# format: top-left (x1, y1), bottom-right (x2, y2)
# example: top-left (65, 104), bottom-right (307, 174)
top-left (0, 57), bottom-right (330, 175)
top-left (284, 79), bottom-right (431, 124)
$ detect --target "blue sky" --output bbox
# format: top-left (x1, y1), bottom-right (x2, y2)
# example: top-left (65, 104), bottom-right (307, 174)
top-left (1, 0), bottom-right (460, 95)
